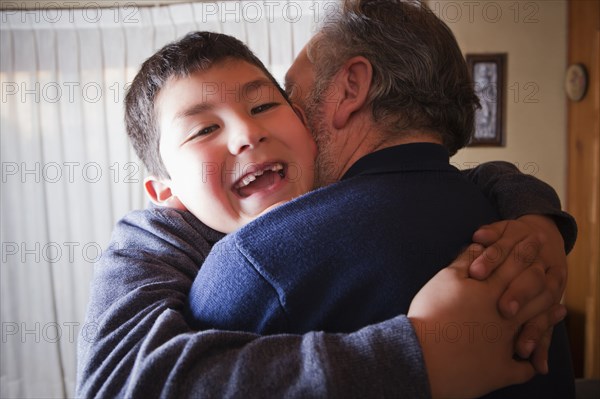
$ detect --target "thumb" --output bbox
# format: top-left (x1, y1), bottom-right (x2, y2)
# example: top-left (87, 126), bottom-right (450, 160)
top-left (448, 244), bottom-right (485, 278)
top-left (472, 221), bottom-right (506, 246)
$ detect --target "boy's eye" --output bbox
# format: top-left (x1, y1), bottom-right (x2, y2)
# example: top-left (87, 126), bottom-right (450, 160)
top-left (251, 103), bottom-right (278, 115)
top-left (197, 125), bottom-right (219, 136)
top-left (184, 124), bottom-right (219, 143)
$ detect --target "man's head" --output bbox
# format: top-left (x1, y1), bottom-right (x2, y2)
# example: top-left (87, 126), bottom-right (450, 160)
top-left (286, 0), bottom-right (479, 185)
top-left (126, 32), bottom-right (316, 233)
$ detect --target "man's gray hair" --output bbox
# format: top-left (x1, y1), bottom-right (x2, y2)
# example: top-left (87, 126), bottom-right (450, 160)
top-left (308, 0), bottom-right (479, 155)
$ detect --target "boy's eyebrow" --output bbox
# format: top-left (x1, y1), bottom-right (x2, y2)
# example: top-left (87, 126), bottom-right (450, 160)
top-left (174, 102), bottom-right (214, 122)
top-left (242, 78), bottom-right (277, 94)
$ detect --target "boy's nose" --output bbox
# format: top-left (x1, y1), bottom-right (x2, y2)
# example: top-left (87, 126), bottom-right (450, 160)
top-left (228, 117), bottom-right (268, 155)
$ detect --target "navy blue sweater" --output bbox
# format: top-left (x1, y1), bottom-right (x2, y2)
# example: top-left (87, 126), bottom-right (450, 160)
top-left (189, 143), bottom-right (575, 399)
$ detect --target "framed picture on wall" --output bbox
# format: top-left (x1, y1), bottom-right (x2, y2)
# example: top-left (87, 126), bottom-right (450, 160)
top-left (466, 53), bottom-right (506, 146)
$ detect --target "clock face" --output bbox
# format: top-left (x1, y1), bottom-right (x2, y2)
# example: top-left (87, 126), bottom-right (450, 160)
top-left (565, 63), bottom-right (588, 102)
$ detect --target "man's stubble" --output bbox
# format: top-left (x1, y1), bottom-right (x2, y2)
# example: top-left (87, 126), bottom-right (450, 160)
top-left (303, 81), bottom-right (339, 189)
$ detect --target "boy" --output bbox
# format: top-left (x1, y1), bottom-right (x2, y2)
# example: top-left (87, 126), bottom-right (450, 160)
top-left (78, 31), bottom-right (574, 398)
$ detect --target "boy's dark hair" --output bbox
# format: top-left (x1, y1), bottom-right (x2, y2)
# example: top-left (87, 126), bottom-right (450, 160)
top-left (125, 31), bottom-right (285, 178)
top-left (309, 0), bottom-right (480, 155)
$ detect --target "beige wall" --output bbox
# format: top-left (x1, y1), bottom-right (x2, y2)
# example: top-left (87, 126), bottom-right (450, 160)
top-left (429, 0), bottom-right (568, 204)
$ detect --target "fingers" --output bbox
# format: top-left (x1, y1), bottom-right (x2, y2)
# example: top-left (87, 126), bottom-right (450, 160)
top-left (516, 214), bottom-right (567, 296)
top-left (414, 240), bottom-right (540, 399)
top-left (528, 328), bottom-right (554, 374)
top-left (472, 221), bottom-right (506, 246)
top-left (514, 304), bottom-right (566, 358)
top-left (545, 259), bottom-right (568, 302)
top-left (449, 243), bottom-right (486, 278)
top-left (470, 220), bottom-right (539, 280)
top-left (514, 293), bottom-right (555, 327)
top-left (497, 261), bottom-right (547, 318)
top-left (470, 221), bottom-right (509, 279)
top-left (486, 240), bottom-right (543, 305)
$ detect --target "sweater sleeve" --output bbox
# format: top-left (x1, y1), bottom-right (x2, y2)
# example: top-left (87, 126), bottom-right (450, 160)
top-left (76, 207), bottom-right (430, 399)
top-left (462, 161), bottom-right (577, 253)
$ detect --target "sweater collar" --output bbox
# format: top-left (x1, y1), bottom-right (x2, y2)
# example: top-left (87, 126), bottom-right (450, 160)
top-left (341, 143), bottom-right (451, 180)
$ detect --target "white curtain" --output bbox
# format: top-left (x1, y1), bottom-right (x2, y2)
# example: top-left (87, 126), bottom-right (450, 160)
top-left (0, 2), bottom-right (315, 397)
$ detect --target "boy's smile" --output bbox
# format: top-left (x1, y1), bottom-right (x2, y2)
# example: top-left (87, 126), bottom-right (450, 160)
top-left (147, 60), bottom-right (316, 233)
top-left (234, 162), bottom-right (285, 197)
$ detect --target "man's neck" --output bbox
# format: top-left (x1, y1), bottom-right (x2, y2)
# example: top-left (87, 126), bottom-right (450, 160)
top-left (337, 130), bottom-right (444, 180)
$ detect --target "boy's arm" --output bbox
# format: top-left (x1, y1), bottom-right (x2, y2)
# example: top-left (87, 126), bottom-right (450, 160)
top-left (76, 207), bottom-right (430, 398)
top-left (77, 207), bottom-right (549, 399)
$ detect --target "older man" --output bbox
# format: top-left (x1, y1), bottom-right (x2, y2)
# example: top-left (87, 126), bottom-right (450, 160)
top-left (77, 1), bottom-right (575, 398)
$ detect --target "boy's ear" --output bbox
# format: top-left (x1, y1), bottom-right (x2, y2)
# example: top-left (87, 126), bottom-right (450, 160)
top-left (332, 56), bottom-right (373, 130)
top-left (144, 176), bottom-right (187, 210)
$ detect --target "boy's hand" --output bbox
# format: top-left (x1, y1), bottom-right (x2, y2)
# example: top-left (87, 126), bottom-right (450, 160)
top-left (409, 244), bottom-right (553, 399)
top-left (468, 216), bottom-right (567, 373)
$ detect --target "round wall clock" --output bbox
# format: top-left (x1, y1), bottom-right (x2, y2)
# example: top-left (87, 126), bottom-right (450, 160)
top-left (565, 63), bottom-right (588, 102)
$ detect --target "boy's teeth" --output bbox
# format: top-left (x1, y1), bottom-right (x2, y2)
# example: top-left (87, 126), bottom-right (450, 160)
top-left (237, 163), bottom-right (285, 189)
top-left (240, 174), bottom-right (257, 187)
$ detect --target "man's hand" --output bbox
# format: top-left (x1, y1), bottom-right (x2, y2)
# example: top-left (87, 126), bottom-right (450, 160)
top-left (408, 244), bottom-right (556, 399)
top-left (468, 216), bottom-right (567, 372)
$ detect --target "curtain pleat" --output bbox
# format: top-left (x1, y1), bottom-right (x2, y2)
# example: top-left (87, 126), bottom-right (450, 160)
top-left (0, 2), bottom-right (315, 397)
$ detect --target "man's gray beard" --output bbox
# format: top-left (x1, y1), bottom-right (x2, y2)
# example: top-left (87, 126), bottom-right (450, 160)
top-left (304, 89), bottom-right (338, 188)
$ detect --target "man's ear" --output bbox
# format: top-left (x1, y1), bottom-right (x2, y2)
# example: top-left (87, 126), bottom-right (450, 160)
top-left (144, 176), bottom-right (187, 210)
top-left (332, 56), bottom-right (373, 129)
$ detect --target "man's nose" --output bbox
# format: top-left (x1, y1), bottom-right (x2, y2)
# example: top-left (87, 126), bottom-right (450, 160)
top-left (227, 116), bottom-right (268, 155)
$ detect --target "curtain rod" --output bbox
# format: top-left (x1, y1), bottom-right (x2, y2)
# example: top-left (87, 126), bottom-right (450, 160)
top-left (0, 0), bottom-right (220, 11)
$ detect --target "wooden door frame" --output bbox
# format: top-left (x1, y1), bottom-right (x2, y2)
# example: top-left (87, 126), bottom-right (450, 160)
top-left (565, 0), bottom-right (600, 379)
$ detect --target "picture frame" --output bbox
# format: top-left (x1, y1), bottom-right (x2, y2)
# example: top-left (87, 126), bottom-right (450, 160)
top-left (466, 53), bottom-right (507, 146)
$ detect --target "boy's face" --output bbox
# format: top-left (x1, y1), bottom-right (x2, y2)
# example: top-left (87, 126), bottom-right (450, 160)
top-left (148, 60), bottom-right (316, 233)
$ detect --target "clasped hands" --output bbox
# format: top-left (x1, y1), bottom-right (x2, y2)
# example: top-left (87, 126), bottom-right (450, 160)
top-left (408, 215), bottom-right (567, 399)
top-left (470, 214), bottom-right (567, 372)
